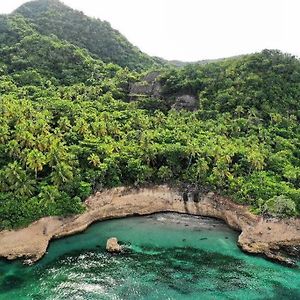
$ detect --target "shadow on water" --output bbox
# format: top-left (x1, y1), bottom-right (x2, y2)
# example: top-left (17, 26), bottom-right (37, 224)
top-left (0, 275), bottom-right (25, 293)
top-left (267, 282), bottom-right (300, 300)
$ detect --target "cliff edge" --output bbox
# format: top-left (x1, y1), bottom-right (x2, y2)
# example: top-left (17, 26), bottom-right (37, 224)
top-left (0, 186), bottom-right (299, 265)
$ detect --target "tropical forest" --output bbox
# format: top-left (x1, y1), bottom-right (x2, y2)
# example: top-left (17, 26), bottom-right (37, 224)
top-left (0, 0), bottom-right (300, 299)
top-left (1, 0), bottom-right (300, 230)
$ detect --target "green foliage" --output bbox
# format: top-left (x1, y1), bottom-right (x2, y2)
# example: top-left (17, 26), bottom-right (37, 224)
top-left (157, 166), bottom-right (173, 182)
top-left (1, 90), bottom-right (299, 228)
top-left (0, 1), bottom-right (299, 229)
top-left (0, 14), bottom-right (138, 91)
top-left (159, 50), bottom-right (300, 119)
top-left (259, 195), bottom-right (297, 217)
top-left (14, 0), bottom-right (162, 70)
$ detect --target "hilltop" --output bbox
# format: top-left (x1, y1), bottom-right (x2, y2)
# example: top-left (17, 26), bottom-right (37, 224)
top-left (14, 0), bottom-right (162, 70)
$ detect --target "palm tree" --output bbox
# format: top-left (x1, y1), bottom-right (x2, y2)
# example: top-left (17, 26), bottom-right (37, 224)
top-left (74, 118), bottom-right (90, 136)
top-left (0, 122), bottom-right (9, 144)
top-left (194, 157), bottom-right (209, 182)
top-left (92, 120), bottom-right (107, 137)
top-left (38, 185), bottom-right (60, 209)
top-left (14, 173), bottom-right (36, 198)
top-left (247, 148), bottom-right (265, 172)
top-left (51, 162), bottom-right (73, 186)
top-left (48, 139), bottom-right (71, 167)
top-left (26, 149), bottom-right (47, 178)
top-left (58, 116), bottom-right (72, 133)
top-left (0, 162), bottom-right (35, 197)
top-left (234, 105), bottom-right (244, 118)
top-left (0, 162), bottom-right (23, 191)
top-left (15, 128), bottom-right (35, 148)
top-left (7, 140), bottom-right (21, 159)
top-left (88, 153), bottom-right (101, 167)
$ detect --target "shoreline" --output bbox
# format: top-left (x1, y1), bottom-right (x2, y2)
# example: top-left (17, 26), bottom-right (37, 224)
top-left (0, 185), bottom-right (299, 265)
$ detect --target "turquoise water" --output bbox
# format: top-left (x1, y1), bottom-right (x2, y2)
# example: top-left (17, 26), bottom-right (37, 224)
top-left (0, 213), bottom-right (299, 300)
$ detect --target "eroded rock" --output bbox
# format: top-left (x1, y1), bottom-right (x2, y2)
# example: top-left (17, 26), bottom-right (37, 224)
top-left (0, 186), bottom-right (299, 266)
top-left (106, 237), bottom-right (122, 253)
top-left (171, 94), bottom-right (198, 111)
top-left (129, 71), bottom-right (162, 99)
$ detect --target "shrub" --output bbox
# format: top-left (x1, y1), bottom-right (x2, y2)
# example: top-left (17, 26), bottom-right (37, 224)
top-left (260, 195), bottom-right (297, 217)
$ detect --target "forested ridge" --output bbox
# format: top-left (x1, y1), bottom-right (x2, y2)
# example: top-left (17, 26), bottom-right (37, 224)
top-left (14, 0), bottom-right (162, 70)
top-left (0, 0), bottom-right (299, 229)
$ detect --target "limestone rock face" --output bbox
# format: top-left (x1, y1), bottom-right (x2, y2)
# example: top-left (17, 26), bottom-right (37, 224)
top-left (129, 71), bottom-right (162, 99)
top-left (129, 71), bottom-right (198, 111)
top-left (171, 94), bottom-right (198, 111)
top-left (106, 237), bottom-right (122, 253)
top-left (0, 185), bottom-right (299, 265)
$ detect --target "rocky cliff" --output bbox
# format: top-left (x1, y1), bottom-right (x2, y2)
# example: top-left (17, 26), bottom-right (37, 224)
top-left (0, 186), bottom-right (299, 265)
top-left (129, 72), bottom-right (198, 111)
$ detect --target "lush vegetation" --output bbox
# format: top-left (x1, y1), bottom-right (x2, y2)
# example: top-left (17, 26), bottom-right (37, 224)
top-left (0, 1), bottom-right (299, 229)
top-left (15, 0), bottom-right (162, 70)
top-left (159, 50), bottom-right (300, 119)
top-left (0, 14), bottom-right (137, 90)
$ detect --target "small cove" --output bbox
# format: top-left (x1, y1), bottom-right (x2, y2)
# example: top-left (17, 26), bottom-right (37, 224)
top-left (0, 213), bottom-right (299, 300)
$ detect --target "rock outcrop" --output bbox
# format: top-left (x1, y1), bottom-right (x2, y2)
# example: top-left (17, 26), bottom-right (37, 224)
top-left (129, 72), bottom-right (198, 111)
top-left (106, 237), bottom-right (122, 253)
top-left (0, 185), bottom-right (299, 265)
top-left (129, 71), bottom-right (162, 100)
top-left (171, 94), bottom-right (198, 111)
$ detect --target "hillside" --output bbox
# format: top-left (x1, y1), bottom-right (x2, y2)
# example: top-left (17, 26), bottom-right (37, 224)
top-left (159, 50), bottom-right (300, 119)
top-left (0, 15), bottom-right (111, 86)
top-left (0, 13), bottom-right (137, 100)
top-left (14, 0), bottom-right (161, 70)
top-left (0, 0), bottom-right (299, 230)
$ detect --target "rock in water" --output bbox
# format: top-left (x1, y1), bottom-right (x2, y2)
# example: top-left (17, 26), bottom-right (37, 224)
top-left (23, 259), bottom-right (34, 266)
top-left (106, 237), bottom-right (122, 253)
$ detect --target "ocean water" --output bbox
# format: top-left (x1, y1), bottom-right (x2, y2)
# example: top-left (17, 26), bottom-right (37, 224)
top-left (0, 213), bottom-right (299, 300)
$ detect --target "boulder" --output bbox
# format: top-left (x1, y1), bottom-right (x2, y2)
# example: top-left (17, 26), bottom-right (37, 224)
top-left (106, 237), bottom-right (122, 253)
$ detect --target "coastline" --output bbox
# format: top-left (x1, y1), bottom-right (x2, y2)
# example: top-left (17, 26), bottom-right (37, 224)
top-left (0, 185), bottom-right (299, 265)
